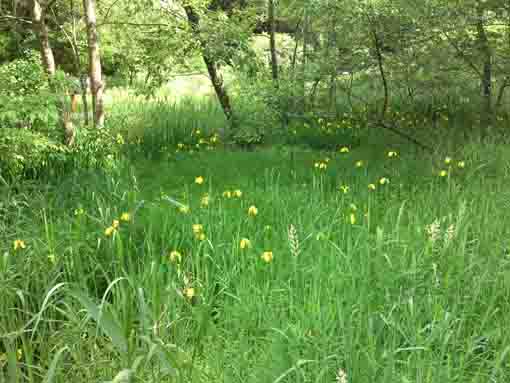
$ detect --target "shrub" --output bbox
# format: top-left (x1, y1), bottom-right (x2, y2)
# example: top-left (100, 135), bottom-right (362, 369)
top-left (0, 50), bottom-right (61, 133)
top-left (0, 128), bottom-right (69, 180)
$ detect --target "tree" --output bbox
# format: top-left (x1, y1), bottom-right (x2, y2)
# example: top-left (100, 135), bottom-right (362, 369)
top-left (268, 0), bottom-right (279, 84)
top-left (33, 0), bottom-right (75, 145)
top-left (182, 3), bottom-right (235, 127)
top-left (83, 0), bottom-right (105, 127)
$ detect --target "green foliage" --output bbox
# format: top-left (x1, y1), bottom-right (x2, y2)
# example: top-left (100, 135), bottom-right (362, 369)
top-left (0, 51), bottom-right (59, 131)
top-left (2, 137), bottom-right (510, 381)
top-left (0, 128), bottom-right (68, 179)
top-left (69, 127), bottom-right (122, 170)
top-left (0, 50), bottom-right (48, 96)
top-left (0, 126), bottom-right (122, 181)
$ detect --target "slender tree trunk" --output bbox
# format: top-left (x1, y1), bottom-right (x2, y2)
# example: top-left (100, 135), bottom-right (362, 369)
top-left (268, 0), bottom-right (278, 85)
top-left (329, 7), bottom-right (338, 116)
top-left (33, 0), bottom-right (75, 145)
top-left (495, 76), bottom-right (508, 109)
top-left (33, 0), bottom-right (55, 76)
top-left (476, 5), bottom-right (492, 138)
top-left (183, 5), bottom-right (235, 127)
top-left (71, 0), bottom-right (89, 126)
top-left (302, 6), bottom-right (309, 112)
top-left (371, 25), bottom-right (389, 120)
top-left (83, 0), bottom-right (105, 127)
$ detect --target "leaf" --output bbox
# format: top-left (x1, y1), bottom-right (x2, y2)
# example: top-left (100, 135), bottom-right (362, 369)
top-left (70, 289), bottom-right (128, 353)
top-left (42, 346), bottom-right (69, 383)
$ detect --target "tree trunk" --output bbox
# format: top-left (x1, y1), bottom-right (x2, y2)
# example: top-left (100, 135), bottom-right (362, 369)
top-left (32, 0), bottom-right (55, 76)
top-left (302, 7), bottom-right (309, 112)
top-left (372, 25), bottom-right (389, 120)
top-left (268, 0), bottom-right (278, 84)
top-left (495, 76), bottom-right (508, 109)
top-left (33, 0), bottom-right (75, 145)
top-left (83, 0), bottom-right (105, 128)
top-left (183, 5), bottom-right (235, 127)
top-left (476, 5), bottom-right (492, 138)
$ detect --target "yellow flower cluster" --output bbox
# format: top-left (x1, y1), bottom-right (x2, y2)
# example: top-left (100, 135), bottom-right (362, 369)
top-left (261, 251), bottom-right (273, 263)
top-left (314, 161), bottom-right (328, 170)
top-left (104, 212), bottom-right (131, 237)
top-left (240, 238), bottom-right (251, 250)
top-left (193, 224), bottom-right (206, 241)
top-left (223, 189), bottom-right (242, 198)
top-left (248, 205), bottom-right (258, 216)
top-left (439, 157), bottom-right (465, 177)
top-left (13, 239), bottom-right (26, 251)
top-left (169, 250), bottom-right (182, 263)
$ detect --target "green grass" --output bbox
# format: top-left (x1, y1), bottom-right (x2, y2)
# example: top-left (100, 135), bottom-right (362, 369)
top-left (2, 95), bottom-right (510, 382)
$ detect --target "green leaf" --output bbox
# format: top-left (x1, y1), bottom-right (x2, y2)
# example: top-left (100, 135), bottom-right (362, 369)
top-left (70, 289), bottom-right (129, 353)
top-left (42, 346), bottom-right (69, 383)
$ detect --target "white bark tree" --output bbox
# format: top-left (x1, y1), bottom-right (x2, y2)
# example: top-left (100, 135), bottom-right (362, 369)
top-left (83, 0), bottom-right (105, 127)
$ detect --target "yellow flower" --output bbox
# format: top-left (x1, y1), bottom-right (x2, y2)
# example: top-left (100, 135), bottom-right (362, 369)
top-left (350, 213), bottom-right (356, 225)
top-left (240, 238), bottom-right (252, 250)
top-left (379, 177), bottom-right (390, 185)
top-left (16, 349), bottom-right (22, 361)
top-left (197, 233), bottom-right (206, 241)
top-left (248, 205), bottom-right (258, 216)
top-left (233, 189), bottom-right (242, 198)
top-left (368, 183), bottom-right (376, 190)
top-left (192, 224), bottom-right (203, 234)
top-left (261, 251), bottom-right (273, 263)
top-left (74, 208), bottom-right (84, 216)
top-left (200, 194), bottom-right (210, 207)
top-left (388, 151), bottom-right (398, 158)
top-left (179, 205), bottom-right (190, 214)
top-left (444, 156), bottom-right (452, 165)
top-left (339, 185), bottom-right (349, 194)
top-left (319, 162), bottom-right (327, 169)
top-left (439, 170), bottom-right (448, 177)
top-left (120, 213), bottom-right (131, 222)
top-left (355, 160), bottom-right (364, 167)
top-left (169, 250), bottom-right (182, 263)
top-left (13, 239), bottom-right (26, 251)
top-left (314, 162), bottom-right (320, 168)
top-left (112, 219), bottom-right (120, 229)
top-left (104, 226), bottom-right (115, 237)
top-left (339, 146), bottom-right (350, 153)
top-left (177, 143), bottom-right (184, 149)
top-left (457, 161), bottom-right (465, 168)
top-left (349, 203), bottom-right (357, 211)
top-left (222, 190), bottom-right (232, 198)
top-left (195, 176), bottom-right (204, 185)
top-left (183, 287), bottom-right (195, 300)
top-left (116, 133), bottom-right (124, 145)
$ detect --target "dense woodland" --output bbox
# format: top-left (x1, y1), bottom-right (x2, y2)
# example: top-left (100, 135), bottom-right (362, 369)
top-left (1, 1), bottom-right (510, 382)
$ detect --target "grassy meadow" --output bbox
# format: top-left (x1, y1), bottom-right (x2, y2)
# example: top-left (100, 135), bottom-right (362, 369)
top-left (1, 88), bottom-right (510, 383)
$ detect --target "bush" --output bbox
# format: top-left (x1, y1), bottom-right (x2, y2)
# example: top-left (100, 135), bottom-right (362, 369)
top-left (0, 128), bottom-right (69, 180)
top-left (0, 51), bottom-right (122, 181)
top-left (0, 126), bottom-right (123, 181)
top-left (0, 50), bottom-right (61, 134)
